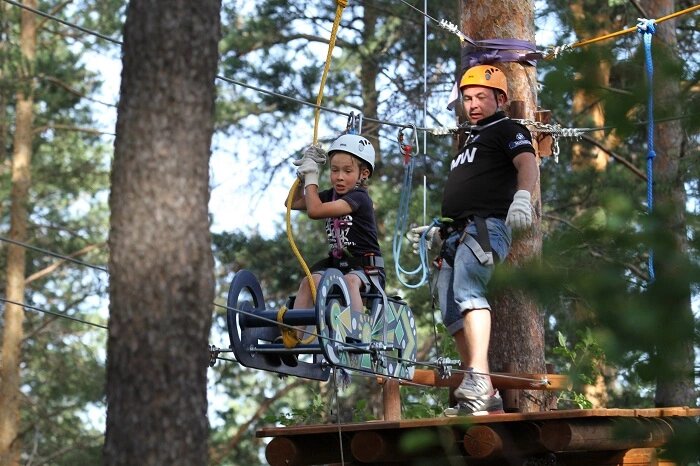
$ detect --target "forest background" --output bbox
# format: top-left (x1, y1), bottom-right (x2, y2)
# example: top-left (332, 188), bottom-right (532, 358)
top-left (0, 0), bottom-right (698, 465)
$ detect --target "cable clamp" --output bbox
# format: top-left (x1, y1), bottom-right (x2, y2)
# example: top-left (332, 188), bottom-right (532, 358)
top-left (435, 357), bottom-right (461, 379)
top-left (209, 345), bottom-right (220, 367)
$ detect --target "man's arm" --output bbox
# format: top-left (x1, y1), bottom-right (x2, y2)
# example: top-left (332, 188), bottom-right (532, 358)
top-left (506, 152), bottom-right (538, 230)
top-left (512, 151), bottom-right (538, 193)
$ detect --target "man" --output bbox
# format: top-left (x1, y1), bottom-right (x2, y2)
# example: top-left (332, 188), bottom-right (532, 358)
top-left (412, 65), bottom-right (538, 416)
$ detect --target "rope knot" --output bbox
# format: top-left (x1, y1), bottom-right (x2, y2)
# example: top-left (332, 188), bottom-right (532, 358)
top-left (336, 0), bottom-right (348, 7)
top-left (636, 18), bottom-right (657, 35)
top-left (647, 149), bottom-right (656, 160)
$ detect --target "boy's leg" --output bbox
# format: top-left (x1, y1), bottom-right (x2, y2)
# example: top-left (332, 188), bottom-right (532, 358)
top-left (343, 272), bottom-right (367, 312)
top-left (293, 273), bottom-right (322, 310)
top-left (288, 273), bottom-right (322, 345)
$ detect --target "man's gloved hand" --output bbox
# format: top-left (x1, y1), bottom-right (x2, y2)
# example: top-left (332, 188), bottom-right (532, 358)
top-left (293, 144), bottom-right (327, 188)
top-left (505, 190), bottom-right (532, 230)
top-left (407, 225), bottom-right (442, 254)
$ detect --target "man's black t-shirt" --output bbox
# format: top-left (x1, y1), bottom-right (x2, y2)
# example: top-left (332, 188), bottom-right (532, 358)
top-left (318, 187), bottom-right (381, 257)
top-left (441, 111), bottom-right (534, 221)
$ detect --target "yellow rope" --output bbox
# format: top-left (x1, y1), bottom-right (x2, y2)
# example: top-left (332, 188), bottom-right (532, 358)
top-left (548, 4), bottom-right (700, 56)
top-left (282, 0), bottom-right (347, 347)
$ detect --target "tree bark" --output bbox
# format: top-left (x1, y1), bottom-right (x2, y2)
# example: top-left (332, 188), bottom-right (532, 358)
top-left (360, 2), bottom-right (381, 161)
top-left (568, 1), bottom-right (621, 171)
top-left (459, 0), bottom-right (546, 413)
top-left (640, 0), bottom-right (695, 408)
top-left (359, 2), bottom-right (385, 418)
top-left (0, 1), bottom-right (36, 464)
top-left (103, 2), bottom-right (220, 465)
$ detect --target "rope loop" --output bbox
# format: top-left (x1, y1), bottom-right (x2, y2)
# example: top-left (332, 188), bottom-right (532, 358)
top-left (277, 305), bottom-right (316, 347)
top-left (636, 18), bottom-right (657, 35)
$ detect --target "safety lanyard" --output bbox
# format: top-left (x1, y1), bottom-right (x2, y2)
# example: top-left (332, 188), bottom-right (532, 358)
top-left (331, 191), bottom-right (344, 259)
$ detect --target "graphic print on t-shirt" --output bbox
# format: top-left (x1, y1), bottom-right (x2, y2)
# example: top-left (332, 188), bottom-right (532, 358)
top-left (451, 146), bottom-right (477, 169)
top-left (325, 215), bottom-right (356, 250)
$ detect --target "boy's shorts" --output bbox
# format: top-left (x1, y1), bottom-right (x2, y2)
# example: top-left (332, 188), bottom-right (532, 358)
top-left (437, 217), bottom-right (511, 335)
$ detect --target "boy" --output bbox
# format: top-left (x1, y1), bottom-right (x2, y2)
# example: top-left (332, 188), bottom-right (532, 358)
top-left (289, 133), bottom-right (385, 315)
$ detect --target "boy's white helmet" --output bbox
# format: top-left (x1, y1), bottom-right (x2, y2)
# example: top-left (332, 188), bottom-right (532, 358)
top-left (328, 134), bottom-right (375, 175)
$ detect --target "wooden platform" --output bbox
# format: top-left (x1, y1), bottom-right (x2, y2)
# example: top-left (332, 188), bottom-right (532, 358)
top-left (257, 407), bottom-right (700, 465)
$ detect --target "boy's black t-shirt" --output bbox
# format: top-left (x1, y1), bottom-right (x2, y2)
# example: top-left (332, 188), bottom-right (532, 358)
top-left (318, 187), bottom-right (381, 257)
top-left (441, 111), bottom-right (535, 221)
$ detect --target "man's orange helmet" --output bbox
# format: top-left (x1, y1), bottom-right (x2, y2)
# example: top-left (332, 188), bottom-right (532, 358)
top-left (459, 65), bottom-right (508, 99)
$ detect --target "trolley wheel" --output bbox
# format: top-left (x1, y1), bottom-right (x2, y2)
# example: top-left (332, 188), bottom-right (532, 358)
top-left (226, 269), bottom-right (277, 366)
top-left (315, 268), bottom-right (353, 366)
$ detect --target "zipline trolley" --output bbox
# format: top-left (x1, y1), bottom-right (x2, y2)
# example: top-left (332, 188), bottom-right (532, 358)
top-left (226, 268), bottom-right (418, 381)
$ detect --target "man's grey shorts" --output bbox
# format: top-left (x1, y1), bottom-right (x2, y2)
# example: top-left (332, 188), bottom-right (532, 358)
top-left (437, 217), bottom-right (511, 335)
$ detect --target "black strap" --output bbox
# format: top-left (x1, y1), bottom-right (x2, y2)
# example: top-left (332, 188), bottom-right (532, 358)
top-left (314, 254), bottom-right (384, 271)
top-left (452, 216), bottom-right (496, 266)
top-left (473, 216), bottom-right (492, 255)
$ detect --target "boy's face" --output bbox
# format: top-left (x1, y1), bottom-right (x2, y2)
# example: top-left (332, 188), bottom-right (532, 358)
top-left (329, 152), bottom-right (367, 194)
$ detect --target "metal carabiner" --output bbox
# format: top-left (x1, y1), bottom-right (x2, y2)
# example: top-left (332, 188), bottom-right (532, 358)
top-left (346, 112), bottom-right (363, 135)
top-left (397, 124), bottom-right (420, 163)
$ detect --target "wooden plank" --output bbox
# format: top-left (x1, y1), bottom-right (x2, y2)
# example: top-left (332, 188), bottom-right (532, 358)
top-left (405, 369), bottom-right (571, 391)
top-left (554, 448), bottom-right (657, 466)
top-left (257, 407), bottom-right (700, 438)
top-left (463, 423), bottom-right (544, 458)
top-left (258, 409), bottom-right (700, 465)
top-left (265, 434), bottom-right (352, 466)
top-left (539, 417), bottom-right (675, 452)
top-left (382, 379), bottom-right (401, 421)
top-left (350, 428), bottom-right (463, 463)
top-left (535, 109), bottom-right (554, 157)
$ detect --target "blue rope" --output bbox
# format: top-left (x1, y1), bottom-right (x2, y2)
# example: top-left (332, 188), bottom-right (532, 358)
top-left (637, 18), bottom-right (656, 282)
top-left (392, 132), bottom-right (435, 288)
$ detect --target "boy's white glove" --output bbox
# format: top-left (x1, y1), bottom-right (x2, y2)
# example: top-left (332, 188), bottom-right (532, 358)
top-left (505, 190), bottom-right (532, 230)
top-left (294, 158), bottom-right (320, 187)
top-left (407, 225), bottom-right (442, 254)
top-left (293, 145), bottom-right (326, 188)
top-left (300, 144), bottom-right (328, 164)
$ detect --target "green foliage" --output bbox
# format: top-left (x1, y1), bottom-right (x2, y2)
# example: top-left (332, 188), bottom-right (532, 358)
top-left (264, 391), bottom-right (327, 426)
top-left (554, 329), bottom-right (605, 387)
top-left (552, 329), bottom-right (604, 409)
top-left (1, 1), bottom-right (123, 463)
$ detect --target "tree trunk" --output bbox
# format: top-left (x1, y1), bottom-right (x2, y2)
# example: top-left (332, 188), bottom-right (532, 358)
top-left (568, 2), bottom-right (619, 171)
top-left (459, 0), bottom-right (546, 413)
top-left (358, 2), bottom-right (385, 418)
top-left (0, 0), bottom-right (8, 187)
top-left (640, 0), bottom-right (695, 408)
top-left (360, 2), bottom-right (381, 161)
top-left (0, 1), bottom-right (36, 464)
top-left (103, 2), bottom-right (220, 465)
